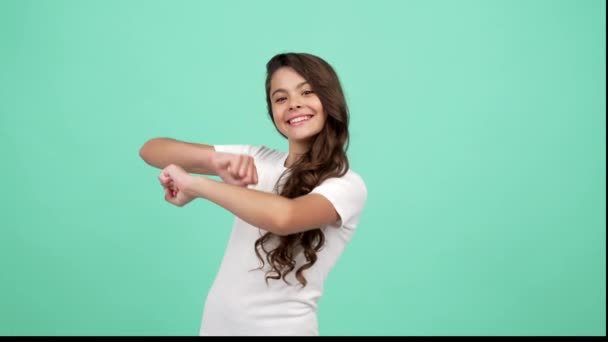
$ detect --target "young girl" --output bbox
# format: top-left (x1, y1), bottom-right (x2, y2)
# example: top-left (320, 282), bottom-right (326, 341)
top-left (139, 52), bottom-right (368, 336)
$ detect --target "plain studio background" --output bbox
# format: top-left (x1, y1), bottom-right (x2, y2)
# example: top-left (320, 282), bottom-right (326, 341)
top-left (0, 0), bottom-right (605, 336)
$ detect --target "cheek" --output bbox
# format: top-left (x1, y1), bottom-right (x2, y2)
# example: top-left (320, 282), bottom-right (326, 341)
top-left (271, 104), bottom-right (283, 119)
top-left (313, 98), bottom-right (324, 113)
top-left (272, 111), bottom-right (286, 129)
top-left (270, 107), bottom-right (279, 121)
top-left (318, 113), bottom-right (328, 127)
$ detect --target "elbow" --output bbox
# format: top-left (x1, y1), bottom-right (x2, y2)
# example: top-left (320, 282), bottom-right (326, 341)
top-left (272, 201), bottom-right (294, 236)
top-left (139, 139), bottom-right (153, 161)
top-left (139, 146), bottom-right (147, 160)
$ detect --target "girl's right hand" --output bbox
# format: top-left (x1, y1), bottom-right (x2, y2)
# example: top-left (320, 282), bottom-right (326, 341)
top-left (210, 152), bottom-right (258, 187)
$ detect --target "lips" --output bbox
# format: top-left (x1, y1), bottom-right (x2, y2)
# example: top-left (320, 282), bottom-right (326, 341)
top-left (286, 114), bottom-right (314, 124)
top-left (287, 115), bottom-right (314, 127)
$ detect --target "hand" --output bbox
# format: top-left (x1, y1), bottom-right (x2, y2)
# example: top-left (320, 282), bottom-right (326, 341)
top-left (210, 152), bottom-right (258, 187)
top-left (159, 164), bottom-right (196, 207)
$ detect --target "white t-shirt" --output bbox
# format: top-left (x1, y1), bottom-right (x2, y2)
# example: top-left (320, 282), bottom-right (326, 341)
top-left (199, 145), bottom-right (368, 336)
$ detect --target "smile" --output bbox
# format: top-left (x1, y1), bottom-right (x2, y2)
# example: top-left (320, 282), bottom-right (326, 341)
top-left (288, 115), bottom-right (313, 126)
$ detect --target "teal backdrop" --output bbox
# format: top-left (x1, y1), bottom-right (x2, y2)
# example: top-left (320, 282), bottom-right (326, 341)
top-left (0, 0), bottom-right (605, 336)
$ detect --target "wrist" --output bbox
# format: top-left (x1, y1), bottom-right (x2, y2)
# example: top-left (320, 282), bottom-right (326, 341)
top-left (206, 150), bottom-right (219, 175)
top-left (184, 175), bottom-right (209, 199)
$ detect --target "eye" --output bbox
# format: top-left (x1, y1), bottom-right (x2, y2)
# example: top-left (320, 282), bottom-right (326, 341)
top-left (302, 90), bottom-right (314, 95)
top-left (275, 97), bottom-right (286, 103)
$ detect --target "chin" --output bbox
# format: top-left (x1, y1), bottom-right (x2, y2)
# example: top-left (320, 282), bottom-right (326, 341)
top-left (281, 120), bottom-right (325, 141)
top-left (291, 131), bottom-right (321, 142)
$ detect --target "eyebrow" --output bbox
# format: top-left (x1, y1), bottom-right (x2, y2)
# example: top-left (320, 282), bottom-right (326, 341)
top-left (271, 81), bottom-right (309, 98)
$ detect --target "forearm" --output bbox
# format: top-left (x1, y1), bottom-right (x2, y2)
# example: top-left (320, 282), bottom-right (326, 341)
top-left (139, 138), bottom-right (217, 175)
top-left (187, 177), bottom-right (291, 235)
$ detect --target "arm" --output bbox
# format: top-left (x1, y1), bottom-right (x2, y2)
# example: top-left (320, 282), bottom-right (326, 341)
top-left (139, 138), bottom-right (217, 175)
top-left (160, 164), bottom-right (339, 235)
top-left (190, 177), bottom-right (339, 236)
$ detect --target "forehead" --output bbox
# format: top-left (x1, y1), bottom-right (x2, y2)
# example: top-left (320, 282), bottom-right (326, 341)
top-left (270, 67), bottom-right (307, 89)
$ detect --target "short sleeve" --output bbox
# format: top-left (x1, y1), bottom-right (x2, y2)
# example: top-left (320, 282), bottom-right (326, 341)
top-left (213, 144), bottom-right (254, 156)
top-left (310, 171), bottom-right (368, 229)
top-left (213, 145), bottom-right (252, 155)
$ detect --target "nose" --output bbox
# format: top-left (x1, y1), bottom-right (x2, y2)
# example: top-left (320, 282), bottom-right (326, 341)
top-left (288, 99), bottom-right (302, 111)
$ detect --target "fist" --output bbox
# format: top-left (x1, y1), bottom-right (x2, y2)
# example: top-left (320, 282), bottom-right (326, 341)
top-left (211, 152), bottom-right (258, 187)
top-left (158, 164), bottom-right (195, 207)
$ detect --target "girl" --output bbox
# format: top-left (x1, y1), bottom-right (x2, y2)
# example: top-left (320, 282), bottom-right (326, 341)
top-left (139, 52), bottom-right (367, 336)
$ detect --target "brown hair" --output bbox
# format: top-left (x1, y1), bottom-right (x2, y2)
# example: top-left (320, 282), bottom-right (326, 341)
top-left (254, 52), bottom-right (350, 287)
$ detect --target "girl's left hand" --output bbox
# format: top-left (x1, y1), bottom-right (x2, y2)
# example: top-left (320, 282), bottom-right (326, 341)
top-left (159, 164), bottom-right (195, 207)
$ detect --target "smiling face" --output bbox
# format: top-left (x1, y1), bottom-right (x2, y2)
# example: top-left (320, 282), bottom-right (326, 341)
top-left (269, 67), bottom-right (327, 148)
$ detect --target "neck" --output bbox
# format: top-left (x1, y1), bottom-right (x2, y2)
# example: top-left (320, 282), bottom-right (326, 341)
top-left (285, 139), bottom-right (310, 168)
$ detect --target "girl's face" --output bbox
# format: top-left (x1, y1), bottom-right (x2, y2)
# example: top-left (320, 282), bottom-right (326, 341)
top-left (269, 67), bottom-right (327, 144)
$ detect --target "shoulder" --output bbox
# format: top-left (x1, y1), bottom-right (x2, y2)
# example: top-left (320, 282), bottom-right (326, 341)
top-left (315, 169), bottom-right (367, 199)
top-left (342, 169), bottom-right (367, 194)
top-left (309, 168), bottom-right (368, 229)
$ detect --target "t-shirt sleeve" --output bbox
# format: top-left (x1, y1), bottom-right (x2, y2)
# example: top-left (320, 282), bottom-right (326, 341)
top-left (213, 144), bottom-right (254, 156)
top-left (310, 172), bottom-right (368, 230)
top-left (213, 144), bottom-right (273, 163)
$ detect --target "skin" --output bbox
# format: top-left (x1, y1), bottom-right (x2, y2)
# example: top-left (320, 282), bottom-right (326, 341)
top-left (158, 67), bottom-right (339, 236)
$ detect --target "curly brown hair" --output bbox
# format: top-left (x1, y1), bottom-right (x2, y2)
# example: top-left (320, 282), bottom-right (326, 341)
top-left (254, 52), bottom-right (350, 287)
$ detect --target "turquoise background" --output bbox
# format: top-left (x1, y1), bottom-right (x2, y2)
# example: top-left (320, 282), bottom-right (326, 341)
top-left (0, 0), bottom-right (605, 336)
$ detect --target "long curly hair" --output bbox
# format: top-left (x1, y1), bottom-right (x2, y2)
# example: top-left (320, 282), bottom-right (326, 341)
top-left (253, 52), bottom-right (350, 287)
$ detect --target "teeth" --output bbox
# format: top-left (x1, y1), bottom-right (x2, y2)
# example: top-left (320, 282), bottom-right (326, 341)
top-left (289, 115), bottom-right (311, 124)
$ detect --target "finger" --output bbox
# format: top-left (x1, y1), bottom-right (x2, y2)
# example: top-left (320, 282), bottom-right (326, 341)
top-left (160, 171), bottom-right (174, 185)
top-left (169, 190), bottom-right (186, 207)
top-left (244, 158), bottom-right (256, 184)
top-left (165, 194), bottom-right (178, 206)
top-left (158, 172), bottom-right (168, 184)
top-left (252, 161), bottom-right (258, 184)
top-left (161, 180), bottom-right (172, 189)
top-left (238, 155), bottom-right (249, 178)
top-left (165, 187), bottom-right (173, 201)
top-left (231, 155), bottom-right (243, 179)
top-left (225, 156), bottom-right (234, 174)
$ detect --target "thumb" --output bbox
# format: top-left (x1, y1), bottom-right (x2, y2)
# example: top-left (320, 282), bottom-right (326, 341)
top-left (218, 159), bottom-right (230, 169)
top-left (216, 156), bottom-right (232, 171)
